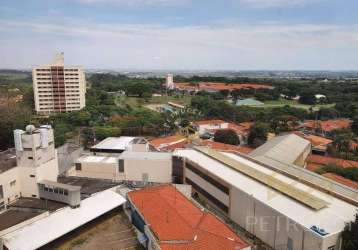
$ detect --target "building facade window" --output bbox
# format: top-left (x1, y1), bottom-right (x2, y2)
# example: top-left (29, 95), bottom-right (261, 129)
top-left (185, 177), bottom-right (229, 213)
top-left (287, 237), bottom-right (293, 250)
top-left (186, 162), bottom-right (229, 194)
top-left (118, 159), bottom-right (124, 172)
top-left (75, 163), bottom-right (82, 171)
top-left (10, 180), bottom-right (16, 187)
top-left (0, 185), bottom-right (3, 199)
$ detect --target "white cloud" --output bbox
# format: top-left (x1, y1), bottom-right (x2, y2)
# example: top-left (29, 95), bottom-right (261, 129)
top-left (239, 0), bottom-right (321, 8)
top-left (71, 0), bottom-right (188, 7)
top-left (0, 19), bottom-right (357, 70)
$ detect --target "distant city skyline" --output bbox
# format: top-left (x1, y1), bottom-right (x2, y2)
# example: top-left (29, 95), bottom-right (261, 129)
top-left (0, 0), bottom-right (357, 70)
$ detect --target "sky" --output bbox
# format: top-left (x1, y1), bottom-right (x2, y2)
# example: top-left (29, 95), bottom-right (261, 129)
top-left (0, 0), bottom-right (357, 70)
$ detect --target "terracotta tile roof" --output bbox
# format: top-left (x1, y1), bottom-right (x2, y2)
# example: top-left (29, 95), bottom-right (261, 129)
top-left (150, 135), bottom-right (187, 150)
top-left (128, 185), bottom-right (250, 250)
top-left (195, 120), bottom-right (227, 126)
top-left (307, 155), bottom-right (358, 169)
top-left (350, 141), bottom-right (358, 151)
top-left (293, 131), bottom-right (333, 147)
top-left (200, 140), bottom-right (254, 154)
top-left (160, 139), bottom-right (191, 152)
top-left (322, 173), bottom-right (358, 189)
top-left (175, 82), bottom-right (273, 92)
top-left (301, 119), bottom-right (352, 132)
top-left (228, 122), bottom-right (254, 135)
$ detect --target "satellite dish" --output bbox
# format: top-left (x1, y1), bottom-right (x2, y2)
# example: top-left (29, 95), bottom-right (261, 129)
top-left (25, 125), bottom-right (36, 134)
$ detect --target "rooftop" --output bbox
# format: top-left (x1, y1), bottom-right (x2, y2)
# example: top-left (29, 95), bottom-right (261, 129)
top-left (76, 155), bottom-right (118, 164)
top-left (301, 119), bottom-right (352, 132)
top-left (200, 140), bottom-right (254, 154)
top-left (150, 135), bottom-right (187, 150)
top-left (228, 122), bottom-right (254, 135)
top-left (2, 190), bottom-right (126, 250)
top-left (9, 197), bottom-right (67, 212)
top-left (57, 177), bottom-right (120, 198)
top-left (90, 136), bottom-right (144, 151)
top-left (194, 119), bottom-right (227, 126)
top-left (119, 151), bottom-right (172, 160)
top-left (322, 173), bottom-right (358, 190)
top-left (128, 185), bottom-right (250, 250)
top-left (174, 148), bottom-right (357, 234)
top-left (236, 98), bottom-right (265, 106)
top-left (0, 210), bottom-right (42, 232)
top-left (175, 82), bottom-right (273, 92)
top-left (293, 131), bottom-right (333, 148)
top-left (249, 134), bottom-right (311, 165)
top-left (307, 155), bottom-right (358, 171)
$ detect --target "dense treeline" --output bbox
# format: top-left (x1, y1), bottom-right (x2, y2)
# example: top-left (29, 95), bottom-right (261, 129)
top-left (89, 73), bottom-right (165, 96)
top-left (176, 75), bottom-right (358, 113)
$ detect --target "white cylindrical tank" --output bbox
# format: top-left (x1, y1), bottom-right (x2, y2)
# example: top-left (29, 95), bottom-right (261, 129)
top-left (39, 128), bottom-right (49, 148)
top-left (14, 129), bottom-right (25, 151)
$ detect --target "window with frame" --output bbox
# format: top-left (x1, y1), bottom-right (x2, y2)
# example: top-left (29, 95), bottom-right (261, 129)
top-left (75, 163), bottom-right (82, 171)
top-left (118, 159), bottom-right (124, 172)
top-left (0, 185), bottom-right (3, 199)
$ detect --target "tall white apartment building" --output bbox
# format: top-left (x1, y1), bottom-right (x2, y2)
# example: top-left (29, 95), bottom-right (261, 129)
top-left (166, 73), bottom-right (175, 89)
top-left (32, 52), bottom-right (86, 114)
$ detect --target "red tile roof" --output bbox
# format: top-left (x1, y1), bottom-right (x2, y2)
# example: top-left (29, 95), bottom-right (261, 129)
top-left (200, 140), bottom-right (254, 154)
top-left (150, 135), bottom-right (187, 150)
top-left (195, 120), bottom-right (253, 136)
top-left (307, 155), bottom-right (358, 168)
top-left (293, 131), bottom-right (333, 147)
top-left (194, 119), bottom-right (227, 126)
top-left (228, 122), bottom-right (254, 135)
top-left (322, 173), bottom-right (358, 189)
top-left (301, 119), bottom-right (352, 132)
top-left (307, 155), bottom-right (358, 169)
top-left (175, 82), bottom-right (273, 92)
top-left (128, 185), bottom-right (250, 250)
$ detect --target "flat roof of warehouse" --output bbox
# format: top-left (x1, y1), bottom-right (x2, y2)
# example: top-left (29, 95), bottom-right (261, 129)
top-left (119, 151), bottom-right (172, 160)
top-left (174, 149), bottom-right (357, 235)
top-left (76, 155), bottom-right (118, 164)
top-left (3, 189), bottom-right (126, 250)
top-left (90, 136), bottom-right (137, 150)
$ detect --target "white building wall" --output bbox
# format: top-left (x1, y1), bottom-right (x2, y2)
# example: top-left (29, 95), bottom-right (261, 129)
top-left (230, 186), bottom-right (327, 250)
top-left (124, 158), bottom-right (172, 183)
top-left (71, 161), bottom-right (124, 181)
top-left (18, 167), bottom-right (38, 197)
top-left (0, 167), bottom-right (21, 205)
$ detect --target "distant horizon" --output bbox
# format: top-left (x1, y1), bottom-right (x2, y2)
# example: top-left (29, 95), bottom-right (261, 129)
top-left (1, 68), bottom-right (358, 73)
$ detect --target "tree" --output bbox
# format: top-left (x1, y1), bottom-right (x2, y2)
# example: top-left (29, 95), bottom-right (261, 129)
top-left (214, 129), bottom-right (240, 145)
top-left (332, 129), bottom-right (354, 158)
top-left (248, 122), bottom-right (270, 147)
top-left (341, 213), bottom-right (358, 250)
top-left (352, 116), bottom-right (358, 136)
top-left (299, 91), bottom-right (316, 105)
